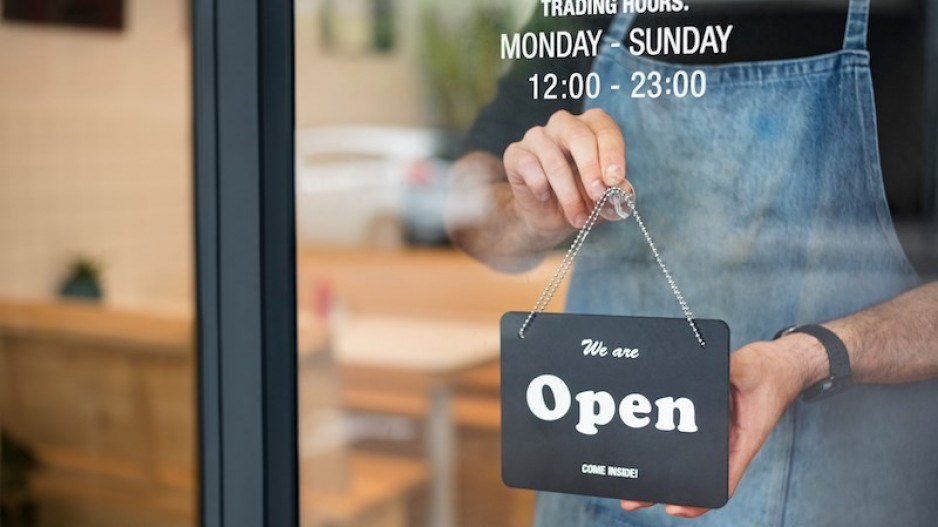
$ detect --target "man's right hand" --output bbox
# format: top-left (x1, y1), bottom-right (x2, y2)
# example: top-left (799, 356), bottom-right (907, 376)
top-left (503, 108), bottom-right (629, 245)
top-left (446, 108), bottom-right (631, 272)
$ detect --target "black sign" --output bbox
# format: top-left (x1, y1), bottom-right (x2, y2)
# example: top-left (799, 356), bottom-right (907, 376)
top-left (500, 311), bottom-right (729, 508)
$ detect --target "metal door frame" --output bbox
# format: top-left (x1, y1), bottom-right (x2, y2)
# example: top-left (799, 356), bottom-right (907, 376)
top-left (194, 0), bottom-right (297, 525)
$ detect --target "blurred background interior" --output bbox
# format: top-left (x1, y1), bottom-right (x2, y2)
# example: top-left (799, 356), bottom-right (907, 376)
top-left (0, 0), bottom-right (935, 526)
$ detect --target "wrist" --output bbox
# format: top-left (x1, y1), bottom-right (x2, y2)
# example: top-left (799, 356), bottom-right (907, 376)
top-left (773, 331), bottom-right (830, 393)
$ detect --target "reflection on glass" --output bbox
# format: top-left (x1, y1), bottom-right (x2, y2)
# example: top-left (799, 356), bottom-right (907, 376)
top-left (0, 2), bottom-right (195, 526)
top-left (296, 0), bottom-right (936, 526)
top-left (296, 2), bottom-right (545, 526)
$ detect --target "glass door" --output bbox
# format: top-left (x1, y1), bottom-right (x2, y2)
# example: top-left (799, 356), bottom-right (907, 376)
top-left (195, 1), bottom-right (938, 526)
top-left (292, 1), bottom-right (938, 527)
top-left (293, 3), bottom-right (551, 525)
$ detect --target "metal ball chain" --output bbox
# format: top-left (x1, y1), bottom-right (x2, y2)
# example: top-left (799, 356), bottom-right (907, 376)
top-left (518, 189), bottom-right (614, 339)
top-left (518, 186), bottom-right (707, 348)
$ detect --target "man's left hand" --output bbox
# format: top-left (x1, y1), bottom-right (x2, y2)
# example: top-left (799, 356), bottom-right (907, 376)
top-left (621, 335), bottom-right (827, 518)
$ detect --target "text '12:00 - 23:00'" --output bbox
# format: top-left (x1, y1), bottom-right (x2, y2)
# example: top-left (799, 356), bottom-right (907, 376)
top-left (528, 70), bottom-right (707, 100)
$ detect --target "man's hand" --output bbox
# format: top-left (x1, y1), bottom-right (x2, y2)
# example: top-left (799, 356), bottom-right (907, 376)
top-left (621, 334), bottom-right (827, 518)
top-left (446, 108), bottom-right (631, 272)
top-left (616, 283), bottom-right (938, 518)
top-left (503, 108), bottom-right (629, 246)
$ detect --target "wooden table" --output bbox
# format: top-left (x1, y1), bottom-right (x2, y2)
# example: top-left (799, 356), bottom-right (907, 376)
top-left (301, 452), bottom-right (428, 527)
top-left (330, 315), bottom-right (500, 527)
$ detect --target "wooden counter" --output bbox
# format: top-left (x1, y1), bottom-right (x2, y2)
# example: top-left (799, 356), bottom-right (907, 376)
top-left (297, 247), bottom-right (566, 321)
top-left (0, 300), bottom-right (192, 353)
top-left (0, 300), bottom-right (196, 527)
top-left (0, 244), bottom-right (551, 527)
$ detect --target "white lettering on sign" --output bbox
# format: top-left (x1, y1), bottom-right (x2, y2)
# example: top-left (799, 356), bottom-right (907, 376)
top-left (581, 463), bottom-right (640, 479)
top-left (619, 393), bottom-right (652, 428)
top-left (608, 466), bottom-right (640, 478)
top-left (574, 391), bottom-right (616, 435)
top-left (526, 374), bottom-right (572, 421)
top-left (581, 339), bottom-right (639, 359)
top-left (581, 339), bottom-right (608, 357)
top-left (654, 397), bottom-right (699, 432)
top-left (581, 463), bottom-right (606, 475)
top-left (525, 375), bottom-right (698, 435)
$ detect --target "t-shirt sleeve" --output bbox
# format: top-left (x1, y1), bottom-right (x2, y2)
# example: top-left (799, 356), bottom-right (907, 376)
top-left (461, 12), bottom-right (611, 158)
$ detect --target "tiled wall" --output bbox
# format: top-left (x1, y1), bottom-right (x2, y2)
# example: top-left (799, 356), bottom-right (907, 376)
top-left (295, 0), bottom-right (428, 128)
top-left (294, 0), bottom-right (536, 129)
top-left (0, 0), bottom-right (192, 315)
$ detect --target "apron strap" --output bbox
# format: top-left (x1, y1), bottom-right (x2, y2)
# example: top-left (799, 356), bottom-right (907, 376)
top-left (843, 0), bottom-right (871, 50)
top-left (606, 11), bottom-right (635, 43)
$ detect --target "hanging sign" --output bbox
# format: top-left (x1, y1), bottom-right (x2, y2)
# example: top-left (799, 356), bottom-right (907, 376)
top-left (500, 188), bottom-right (730, 508)
top-left (500, 312), bottom-right (729, 508)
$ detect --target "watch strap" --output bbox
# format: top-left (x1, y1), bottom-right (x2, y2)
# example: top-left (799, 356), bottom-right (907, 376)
top-left (776, 324), bottom-right (852, 402)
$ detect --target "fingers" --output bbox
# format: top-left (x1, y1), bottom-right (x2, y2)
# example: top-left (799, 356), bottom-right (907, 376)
top-left (655, 361), bottom-right (761, 520)
top-left (622, 500), bottom-right (709, 519)
top-left (580, 108), bottom-right (627, 188)
top-left (621, 501), bottom-right (710, 519)
top-left (503, 108), bottom-right (628, 229)
top-left (504, 142), bottom-right (551, 203)
top-left (664, 504), bottom-right (711, 518)
top-left (617, 345), bottom-right (791, 521)
top-left (620, 500), bottom-right (653, 512)
top-left (523, 125), bottom-right (590, 227)
top-left (546, 111), bottom-right (606, 202)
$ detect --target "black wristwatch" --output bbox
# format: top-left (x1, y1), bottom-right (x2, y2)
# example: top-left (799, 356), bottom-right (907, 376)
top-left (773, 324), bottom-right (853, 402)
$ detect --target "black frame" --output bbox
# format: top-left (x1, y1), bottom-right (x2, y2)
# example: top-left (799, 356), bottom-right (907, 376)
top-left (927, 0), bottom-right (938, 226)
top-left (194, 0), bottom-right (297, 526)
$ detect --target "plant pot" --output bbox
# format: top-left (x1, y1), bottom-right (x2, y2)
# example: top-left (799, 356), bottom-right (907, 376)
top-left (59, 277), bottom-right (102, 301)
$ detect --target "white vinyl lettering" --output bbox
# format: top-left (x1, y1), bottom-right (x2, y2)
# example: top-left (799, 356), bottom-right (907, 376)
top-left (581, 339), bottom-right (608, 357)
top-left (524, 377), bottom-right (699, 434)
top-left (612, 347), bottom-right (640, 358)
top-left (574, 391), bottom-right (616, 435)
top-left (654, 397), bottom-right (699, 433)
top-left (526, 374), bottom-right (572, 421)
top-left (581, 463), bottom-right (607, 475)
top-left (618, 393), bottom-right (652, 428)
top-left (581, 337), bottom-right (639, 360)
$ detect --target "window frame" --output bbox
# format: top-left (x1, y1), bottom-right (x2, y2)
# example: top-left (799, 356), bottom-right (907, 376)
top-left (193, 0), bottom-right (298, 526)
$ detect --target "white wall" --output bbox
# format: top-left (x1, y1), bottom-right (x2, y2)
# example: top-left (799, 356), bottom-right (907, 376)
top-left (0, 0), bottom-right (192, 315)
top-left (295, 0), bottom-right (429, 128)
top-left (294, 0), bottom-right (536, 129)
top-left (0, 0), bottom-right (538, 313)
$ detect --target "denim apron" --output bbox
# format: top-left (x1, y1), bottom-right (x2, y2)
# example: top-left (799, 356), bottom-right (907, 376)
top-left (534, 1), bottom-right (938, 525)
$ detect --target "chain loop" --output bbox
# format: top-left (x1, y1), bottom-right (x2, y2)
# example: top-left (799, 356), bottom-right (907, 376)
top-left (518, 187), bottom-right (707, 348)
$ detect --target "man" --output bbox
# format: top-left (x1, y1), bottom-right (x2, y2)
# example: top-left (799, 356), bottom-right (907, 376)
top-left (446, 2), bottom-right (938, 525)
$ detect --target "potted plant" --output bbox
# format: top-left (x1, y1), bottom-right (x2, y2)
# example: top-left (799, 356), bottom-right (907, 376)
top-left (418, 2), bottom-right (515, 130)
top-left (58, 256), bottom-right (104, 301)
